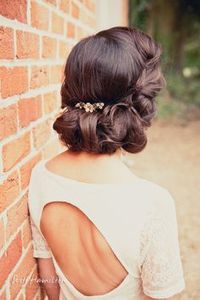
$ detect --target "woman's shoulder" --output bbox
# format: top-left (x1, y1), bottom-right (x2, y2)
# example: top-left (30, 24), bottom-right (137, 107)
top-left (30, 159), bottom-right (45, 176)
top-left (29, 160), bottom-right (175, 217)
top-left (136, 177), bottom-right (172, 199)
top-left (28, 159), bottom-right (52, 208)
top-left (28, 160), bottom-right (45, 198)
top-left (135, 178), bottom-right (176, 216)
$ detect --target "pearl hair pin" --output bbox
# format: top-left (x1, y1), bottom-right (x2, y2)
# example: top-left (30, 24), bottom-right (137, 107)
top-left (75, 101), bottom-right (104, 113)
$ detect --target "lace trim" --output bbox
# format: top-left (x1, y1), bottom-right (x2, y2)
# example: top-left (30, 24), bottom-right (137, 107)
top-left (30, 217), bottom-right (52, 258)
top-left (139, 192), bottom-right (185, 297)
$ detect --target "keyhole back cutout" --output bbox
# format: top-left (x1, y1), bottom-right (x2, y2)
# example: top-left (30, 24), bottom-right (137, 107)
top-left (40, 201), bottom-right (129, 297)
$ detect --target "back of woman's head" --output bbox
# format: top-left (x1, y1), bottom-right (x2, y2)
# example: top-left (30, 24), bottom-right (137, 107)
top-left (53, 26), bottom-right (165, 154)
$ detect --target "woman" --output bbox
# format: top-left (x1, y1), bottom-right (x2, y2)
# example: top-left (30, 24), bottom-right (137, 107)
top-left (28, 26), bottom-right (185, 300)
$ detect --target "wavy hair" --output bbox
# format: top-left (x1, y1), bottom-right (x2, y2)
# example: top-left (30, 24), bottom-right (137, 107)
top-left (53, 26), bottom-right (165, 154)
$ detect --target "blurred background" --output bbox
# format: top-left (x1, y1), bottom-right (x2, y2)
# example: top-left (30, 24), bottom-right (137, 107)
top-left (128, 1), bottom-right (200, 300)
top-left (0, 0), bottom-right (199, 299)
top-left (129, 0), bottom-right (200, 119)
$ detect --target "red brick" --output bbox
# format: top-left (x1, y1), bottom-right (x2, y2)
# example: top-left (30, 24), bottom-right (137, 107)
top-left (50, 65), bottom-right (63, 84)
top-left (0, 218), bottom-right (5, 250)
top-left (2, 132), bottom-right (31, 172)
top-left (91, 1), bottom-right (96, 13)
top-left (31, 1), bottom-right (49, 31)
top-left (67, 22), bottom-right (75, 38)
top-left (60, 0), bottom-right (70, 13)
top-left (0, 104), bottom-right (18, 141)
top-left (44, 0), bottom-right (57, 5)
top-left (0, 27), bottom-right (14, 59)
top-left (32, 120), bottom-right (51, 150)
top-left (82, 13), bottom-right (95, 28)
top-left (85, 0), bottom-right (96, 12)
top-left (88, 15), bottom-right (96, 28)
top-left (15, 291), bottom-right (25, 300)
top-left (16, 31), bottom-right (39, 59)
top-left (18, 96), bottom-right (42, 128)
top-left (0, 232), bottom-right (22, 289)
top-left (22, 219), bottom-right (32, 250)
top-left (43, 91), bottom-right (58, 114)
top-left (0, 67), bottom-right (28, 99)
top-left (42, 138), bottom-right (61, 159)
top-left (0, 67), bottom-right (3, 98)
top-left (25, 268), bottom-right (40, 300)
top-left (0, 288), bottom-right (6, 300)
top-left (30, 66), bottom-right (49, 89)
top-left (0, 0), bottom-right (27, 23)
top-left (59, 40), bottom-right (69, 59)
top-left (10, 246), bottom-right (35, 299)
top-left (20, 153), bottom-right (41, 190)
top-left (77, 26), bottom-right (85, 39)
top-left (0, 67), bottom-right (4, 98)
top-left (42, 36), bottom-right (57, 59)
top-left (6, 193), bottom-right (28, 241)
top-left (71, 1), bottom-right (80, 19)
top-left (51, 12), bottom-right (64, 35)
top-left (0, 171), bottom-right (20, 213)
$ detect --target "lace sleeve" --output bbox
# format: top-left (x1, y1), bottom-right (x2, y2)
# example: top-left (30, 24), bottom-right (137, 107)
top-left (140, 190), bottom-right (185, 299)
top-left (30, 217), bottom-right (52, 259)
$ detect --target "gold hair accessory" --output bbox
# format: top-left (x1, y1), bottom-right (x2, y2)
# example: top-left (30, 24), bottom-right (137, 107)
top-left (75, 101), bottom-right (104, 113)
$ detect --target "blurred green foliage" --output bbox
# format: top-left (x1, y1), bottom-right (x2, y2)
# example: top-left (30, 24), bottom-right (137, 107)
top-left (156, 95), bottom-right (183, 119)
top-left (129, 0), bottom-right (200, 115)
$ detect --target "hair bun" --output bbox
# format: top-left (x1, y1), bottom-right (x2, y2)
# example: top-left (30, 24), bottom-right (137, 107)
top-left (53, 26), bottom-right (164, 154)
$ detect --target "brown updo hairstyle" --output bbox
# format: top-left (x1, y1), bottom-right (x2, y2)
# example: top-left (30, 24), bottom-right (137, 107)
top-left (53, 26), bottom-right (165, 154)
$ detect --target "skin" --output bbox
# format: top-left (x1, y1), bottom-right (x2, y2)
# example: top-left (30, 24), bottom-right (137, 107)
top-left (37, 258), bottom-right (60, 299)
top-left (37, 149), bottom-right (182, 300)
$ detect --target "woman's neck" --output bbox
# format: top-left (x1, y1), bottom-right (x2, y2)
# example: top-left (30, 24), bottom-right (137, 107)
top-left (62, 148), bottom-right (123, 164)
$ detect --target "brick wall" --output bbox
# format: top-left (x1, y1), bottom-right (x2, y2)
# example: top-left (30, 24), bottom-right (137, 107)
top-left (96, 0), bottom-right (128, 30)
top-left (0, 1), bottom-right (97, 299)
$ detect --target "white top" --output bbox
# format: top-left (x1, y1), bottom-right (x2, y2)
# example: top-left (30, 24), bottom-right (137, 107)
top-left (28, 159), bottom-right (185, 300)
